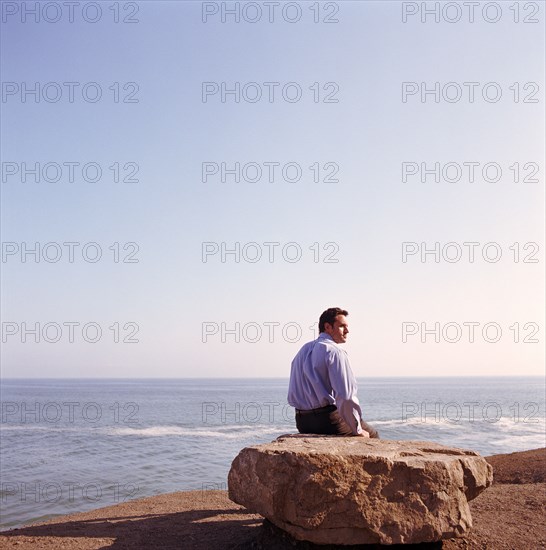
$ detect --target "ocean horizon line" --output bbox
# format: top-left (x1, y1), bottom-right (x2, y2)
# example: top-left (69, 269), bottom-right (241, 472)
top-left (2, 375), bottom-right (544, 380)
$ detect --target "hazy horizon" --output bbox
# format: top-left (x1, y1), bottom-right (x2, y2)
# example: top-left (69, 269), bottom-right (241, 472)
top-left (3, 374), bottom-right (544, 380)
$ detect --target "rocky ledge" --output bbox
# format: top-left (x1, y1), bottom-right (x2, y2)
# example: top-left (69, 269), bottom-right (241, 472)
top-left (228, 435), bottom-right (493, 546)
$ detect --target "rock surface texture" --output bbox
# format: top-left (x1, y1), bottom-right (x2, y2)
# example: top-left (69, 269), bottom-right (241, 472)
top-left (228, 435), bottom-right (493, 546)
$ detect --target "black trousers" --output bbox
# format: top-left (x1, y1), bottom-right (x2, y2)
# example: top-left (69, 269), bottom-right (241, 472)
top-left (295, 404), bottom-right (379, 438)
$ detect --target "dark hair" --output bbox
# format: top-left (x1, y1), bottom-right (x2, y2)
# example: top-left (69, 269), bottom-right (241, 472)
top-left (319, 307), bottom-right (348, 333)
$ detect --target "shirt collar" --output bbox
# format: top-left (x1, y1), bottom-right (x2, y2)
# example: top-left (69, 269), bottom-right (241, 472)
top-left (318, 333), bottom-right (347, 354)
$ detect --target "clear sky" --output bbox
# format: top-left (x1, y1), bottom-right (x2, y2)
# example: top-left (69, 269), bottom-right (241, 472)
top-left (1, 0), bottom-right (544, 377)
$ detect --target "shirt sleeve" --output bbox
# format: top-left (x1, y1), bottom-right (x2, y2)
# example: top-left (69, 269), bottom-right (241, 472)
top-left (327, 348), bottom-right (363, 435)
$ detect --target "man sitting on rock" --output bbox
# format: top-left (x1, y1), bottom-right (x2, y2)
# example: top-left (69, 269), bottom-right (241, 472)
top-left (288, 307), bottom-right (378, 438)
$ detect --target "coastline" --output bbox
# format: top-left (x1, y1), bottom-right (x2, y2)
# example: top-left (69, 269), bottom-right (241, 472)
top-left (1, 448), bottom-right (544, 549)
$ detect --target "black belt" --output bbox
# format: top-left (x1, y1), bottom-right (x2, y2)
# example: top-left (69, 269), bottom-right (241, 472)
top-left (295, 404), bottom-right (336, 416)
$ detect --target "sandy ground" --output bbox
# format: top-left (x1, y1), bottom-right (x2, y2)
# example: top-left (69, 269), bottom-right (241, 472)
top-left (1, 448), bottom-right (544, 549)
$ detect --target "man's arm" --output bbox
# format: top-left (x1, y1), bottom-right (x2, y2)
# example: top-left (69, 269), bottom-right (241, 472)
top-left (327, 348), bottom-right (364, 435)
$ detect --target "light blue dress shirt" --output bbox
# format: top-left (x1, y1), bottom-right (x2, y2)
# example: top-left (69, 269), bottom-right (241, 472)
top-left (287, 332), bottom-right (363, 435)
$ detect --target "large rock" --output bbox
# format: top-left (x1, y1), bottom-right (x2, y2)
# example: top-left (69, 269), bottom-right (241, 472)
top-left (228, 435), bottom-right (493, 545)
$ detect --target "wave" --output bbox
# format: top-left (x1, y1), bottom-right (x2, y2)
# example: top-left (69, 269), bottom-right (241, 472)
top-left (372, 415), bottom-right (545, 431)
top-left (488, 433), bottom-right (546, 446)
top-left (372, 418), bottom-right (465, 429)
top-left (105, 425), bottom-right (288, 438)
top-left (0, 425), bottom-right (84, 432)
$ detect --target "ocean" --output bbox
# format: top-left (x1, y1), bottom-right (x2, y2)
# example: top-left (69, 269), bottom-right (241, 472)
top-left (1, 377), bottom-right (544, 530)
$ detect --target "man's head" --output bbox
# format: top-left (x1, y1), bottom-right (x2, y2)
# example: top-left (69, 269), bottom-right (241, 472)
top-left (319, 307), bottom-right (349, 344)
